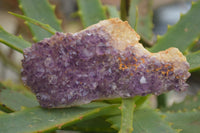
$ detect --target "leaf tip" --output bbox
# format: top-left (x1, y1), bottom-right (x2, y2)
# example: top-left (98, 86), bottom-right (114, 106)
top-left (180, 13), bottom-right (184, 19)
top-left (50, 4), bottom-right (56, 10)
top-left (32, 37), bottom-right (37, 42)
top-left (57, 19), bottom-right (62, 25)
top-left (24, 21), bottom-right (28, 25)
top-left (7, 11), bottom-right (13, 15)
top-left (157, 35), bottom-right (162, 40)
top-left (176, 128), bottom-right (183, 133)
top-left (18, 34), bottom-right (23, 39)
top-left (20, 106), bottom-right (27, 110)
top-left (0, 111), bottom-right (6, 115)
top-left (191, 1), bottom-right (196, 6)
top-left (18, 4), bottom-right (24, 10)
top-left (102, 5), bottom-right (107, 11)
top-left (78, 10), bottom-right (82, 16)
top-left (167, 24), bottom-right (172, 29)
top-left (110, 124), bottom-right (118, 130)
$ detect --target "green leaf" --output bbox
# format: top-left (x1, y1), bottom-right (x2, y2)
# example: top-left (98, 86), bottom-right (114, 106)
top-left (0, 111), bottom-right (6, 114)
top-left (164, 111), bottom-right (200, 133)
top-left (0, 26), bottom-right (31, 53)
top-left (137, 0), bottom-right (153, 41)
top-left (162, 93), bottom-right (200, 112)
top-left (189, 38), bottom-right (200, 53)
top-left (0, 82), bottom-right (39, 112)
top-left (9, 12), bottom-right (57, 34)
top-left (0, 49), bottom-right (21, 73)
top-left (65, 117), bottom-right (116, 132)
top-left (119, 98), bottom-right (135, 133)
top-left (157, 94), bottom-right (167, 108)
top-left (107, 108), bottom-right (177, 133)
top-left (106, 5), bottom-right (120, 18)
top-left (102, 98), bottom-right (122, 104)
top-left (186, 50), bottom-right (200, 72)
top-left (135, 95), bottom-right (150, 109)
top-left (150, 1), bottom-right (200, 53)
top-left (19, 0), bottom-right (62, 41)
top-left (0, 104), bottom-right (12, 113)
top-left (128, 0), bottom-right (138, 29)
top-left (0, 103), bottom-right (117, 133)
top-left (129, 0), bottom-right (153, 41)
top-left (77, 0), bottom-right (107, 28)
top-left (120, 0), bottom-right (130, 21)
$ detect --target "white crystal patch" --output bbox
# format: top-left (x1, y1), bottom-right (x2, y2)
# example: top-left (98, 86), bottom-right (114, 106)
top-left (140, 76), bottom-right (147, 84)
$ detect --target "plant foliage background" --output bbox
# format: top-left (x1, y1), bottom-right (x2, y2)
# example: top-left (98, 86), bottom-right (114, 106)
top-left (0, 0), bottom-right (200, 133)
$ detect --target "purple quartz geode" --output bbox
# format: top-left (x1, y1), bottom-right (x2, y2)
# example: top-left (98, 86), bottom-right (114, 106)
top-left (21, 18), bottom-right (190, 108)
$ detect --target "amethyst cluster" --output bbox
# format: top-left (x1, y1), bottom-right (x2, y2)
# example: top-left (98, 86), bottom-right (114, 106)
top-left (21, 19), bottom-right (190, 108)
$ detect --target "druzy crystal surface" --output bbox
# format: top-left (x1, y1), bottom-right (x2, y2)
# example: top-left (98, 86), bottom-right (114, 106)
top-left (21, 18), bottom-right (190, 108)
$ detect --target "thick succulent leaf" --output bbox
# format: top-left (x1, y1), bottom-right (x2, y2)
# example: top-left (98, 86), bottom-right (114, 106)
top-left (189, 39), bottom-right (200, 53)
top-left (129, 0), bottom-right (153, 41)
top-left (102, 98), bottom-right (122, 104)
top-left (137, 0), bottom-right (153, 42)
top-left (128, 0), bottom-right (138, 29)
top-left (186, 50), bottom-right (200, 72)
top-left (106, 5), bottom-right (120, 18)
top-left (65, 117), bottom-right (116, 132)
top-left (77, 0), bottom-right (106, 28)
top-left (0, 104), bottom-right (12, 113)
top-left (107, 108), bottom-right (177, 133)
top-left (0, 103), bottom-right (118, 133)
top-left (63, 104), bottom-right (120, 132)
top-left (10, 12), bottom-right (57, 34)
top-left (0, 49), bottom-right (21, 72)
top-left (135, 95), bottom-right (150, 109)
top-left (164, 111), bottom-right (200, 133)
top-left (120, 0), bottom-right (130, 21)
top-left (119, 98), bottom-right (135, 133)
top-left (106, 116), bottom-right (121, 130)
top-left (163, 93), bottom-right (200, 112)
top-left (0, 26), bottom-right (31, 53)
top-left (150, 1), bottom-right (200, 53)
top-left (0, 82), bottom-right (38, 112)
top-left (0, 111), bottom-right (6, 114)
top-left (19, 0), bottom-right (62, 41)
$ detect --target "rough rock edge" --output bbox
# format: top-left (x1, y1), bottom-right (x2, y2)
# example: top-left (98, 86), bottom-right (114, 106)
top-left (21, 18), bottom-right (190, 108)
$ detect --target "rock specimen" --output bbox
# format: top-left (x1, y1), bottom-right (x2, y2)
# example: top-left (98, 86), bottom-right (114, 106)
top-left (21, 18), bottom-right (190, 108)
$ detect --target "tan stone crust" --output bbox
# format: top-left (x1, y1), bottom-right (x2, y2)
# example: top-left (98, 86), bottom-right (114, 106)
top-left (85, 18), bottom-right (140, 51)
top-left (83, 18), bottom-right (188, 69)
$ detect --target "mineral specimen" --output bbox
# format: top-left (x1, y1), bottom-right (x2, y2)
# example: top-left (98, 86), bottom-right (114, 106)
top-left (21, 18), bottom-right (190, 108)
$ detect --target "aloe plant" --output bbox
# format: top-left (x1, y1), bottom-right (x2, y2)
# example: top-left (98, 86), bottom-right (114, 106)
top-left (0, 0), bottom-right (200, 133)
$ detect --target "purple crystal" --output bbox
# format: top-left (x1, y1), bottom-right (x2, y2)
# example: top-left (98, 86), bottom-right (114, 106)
top-left (21, 20), bottom-right (190, 108)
